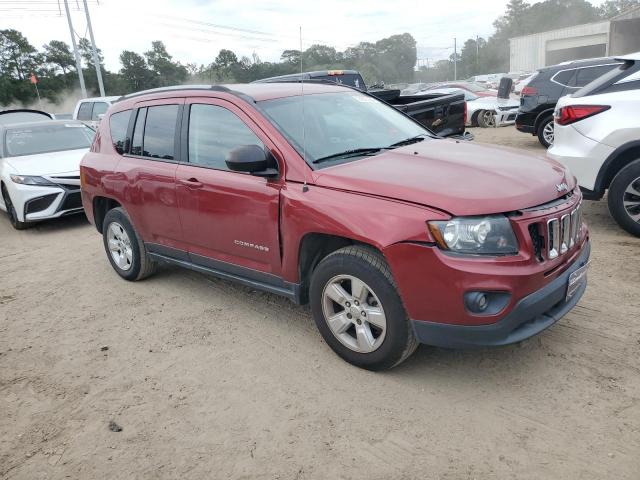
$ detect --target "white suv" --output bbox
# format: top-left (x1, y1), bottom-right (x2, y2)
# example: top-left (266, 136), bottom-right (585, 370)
top-left (548, 52), bottom-right (640, 237)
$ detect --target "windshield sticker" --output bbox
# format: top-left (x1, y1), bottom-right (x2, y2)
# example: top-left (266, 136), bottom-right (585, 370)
top-left (64, 123), bottom-right (85, 128)
top-left (353, 96), bottom-right (376, 103)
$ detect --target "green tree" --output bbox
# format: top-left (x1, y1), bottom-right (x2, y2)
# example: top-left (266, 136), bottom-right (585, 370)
top-left (78, 37), bottom-right (104, 70)
top-left (43, 40), bottom-right (74, 75)
top-left (599, 0), bottom-right (640, 16)
top-left (120, 50), bottom-right (157, 91)
top-left (0, 29), bottom-right (39, 80)
top-left (144, 40), bottom-right (187, 86)
top-left (215, 49), bottom-right (238, 69)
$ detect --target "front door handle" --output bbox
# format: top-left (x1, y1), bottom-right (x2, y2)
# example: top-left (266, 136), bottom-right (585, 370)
top-left (178, 177), bottom-right (203, 189)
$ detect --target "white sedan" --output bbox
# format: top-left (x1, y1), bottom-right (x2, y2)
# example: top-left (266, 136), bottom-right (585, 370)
top-left (0, 120), bottom-right (95, 229)
top-left (424, 87), bottom-right (520, 128)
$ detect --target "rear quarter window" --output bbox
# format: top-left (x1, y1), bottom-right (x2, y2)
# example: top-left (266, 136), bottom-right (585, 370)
top-left (92, 102), bottom-right (109, 120)
top-left (109, 110), bottom-right (131, 154)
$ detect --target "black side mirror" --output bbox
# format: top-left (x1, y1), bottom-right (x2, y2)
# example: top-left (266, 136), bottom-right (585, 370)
top-left (225, 145), bottom-right (278, 178)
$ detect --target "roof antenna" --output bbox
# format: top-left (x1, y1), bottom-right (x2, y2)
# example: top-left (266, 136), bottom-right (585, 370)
top-left (300, 26), bottom-right (309, 193)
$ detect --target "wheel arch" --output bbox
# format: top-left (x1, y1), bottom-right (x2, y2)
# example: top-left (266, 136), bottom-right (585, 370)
top-left (594, 141), bottom-right (640, 196)
top-left (534, 108), bottom-right (555, 133)
top-left (297, 233), bottom-right (382, 304)
top-left (92, 196), bottom-right (122, 233)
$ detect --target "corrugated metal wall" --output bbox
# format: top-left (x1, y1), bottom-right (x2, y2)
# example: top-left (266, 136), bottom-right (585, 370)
top-left (510, 21), bottom-right (610, 72)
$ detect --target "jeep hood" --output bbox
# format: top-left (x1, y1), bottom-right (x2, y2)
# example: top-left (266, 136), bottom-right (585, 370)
top-left (312, 139), bottom-right (574, 216)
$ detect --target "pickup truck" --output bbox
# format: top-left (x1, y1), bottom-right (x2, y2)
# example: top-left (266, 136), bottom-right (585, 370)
top-left (80, 83), bottom-right (590, 370)
top-left (253, 70), bottom-right (467, 138)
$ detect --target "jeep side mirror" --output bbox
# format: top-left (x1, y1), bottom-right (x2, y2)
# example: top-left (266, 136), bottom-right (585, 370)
top-left (226, 145), bottom-right (278, 178)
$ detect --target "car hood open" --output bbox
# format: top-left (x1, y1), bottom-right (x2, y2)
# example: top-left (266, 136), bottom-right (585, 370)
top-left (4, 148), bottom-right (88, 176)
top-left (312, 139), bottom-right (574, 216)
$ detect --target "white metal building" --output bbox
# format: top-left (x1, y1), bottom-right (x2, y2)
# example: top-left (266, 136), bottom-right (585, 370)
top-left (509, 6), bottom-right (640, 71)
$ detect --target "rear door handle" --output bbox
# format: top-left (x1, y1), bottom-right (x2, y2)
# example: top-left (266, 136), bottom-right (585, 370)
top-left (178, 177), bottom-right (203, 189)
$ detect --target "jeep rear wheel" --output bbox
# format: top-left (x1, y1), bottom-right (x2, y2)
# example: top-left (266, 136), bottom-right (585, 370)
top-left (309, 246), bottom-right (418, 370)
top-left (608, 159), bottom-right (640, 237)
top-left (102, 207), bottom-right (157, 280)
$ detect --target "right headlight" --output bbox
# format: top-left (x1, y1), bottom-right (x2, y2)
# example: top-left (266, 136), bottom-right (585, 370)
top-left (10, 174), bottom-right (56, 186)
top-left (428, 215), bottom-right (519, 255)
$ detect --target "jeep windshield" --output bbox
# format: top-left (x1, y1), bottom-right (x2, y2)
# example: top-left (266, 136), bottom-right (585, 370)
top-left (258, 91), bottom-right (432, 168)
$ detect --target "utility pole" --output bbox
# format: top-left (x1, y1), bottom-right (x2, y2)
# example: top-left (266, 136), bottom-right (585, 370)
top-left (63, 0), bottom-right (87, 98)
top-left (454, 37), bottom-right (457, 80)
top-left (83, 0), bottom-right (105, 96)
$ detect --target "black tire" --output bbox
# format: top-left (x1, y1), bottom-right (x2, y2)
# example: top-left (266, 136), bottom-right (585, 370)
top-left (477, 110), bottom-right (495, 128)
top-left (309, 245), bottom-right (418, 371)
top-left (537, 115), bottom-right (554, 148)
top-left (1, 185), bottom-right (30, 230)
top-left (607, 159), bottom-right (640, 237)
top-left (102, 207), bottom-right (156, 281)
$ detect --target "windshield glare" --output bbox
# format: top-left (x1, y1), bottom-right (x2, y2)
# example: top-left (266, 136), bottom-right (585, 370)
top-left (5, 123), bottom-right (94, 157)
top-left (259, 91), bottom-right (429, 167)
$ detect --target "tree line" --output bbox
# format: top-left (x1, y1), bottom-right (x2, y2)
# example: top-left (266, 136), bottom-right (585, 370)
top-left (1, 0), bottom-right (638, 107)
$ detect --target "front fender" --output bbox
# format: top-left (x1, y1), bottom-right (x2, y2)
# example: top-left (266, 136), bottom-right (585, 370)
top-left (279, 183), bottom-right (448, 282)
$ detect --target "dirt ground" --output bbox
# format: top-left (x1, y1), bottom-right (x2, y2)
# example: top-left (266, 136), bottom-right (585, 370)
top-left (1, 126), bottom-right (639, 480)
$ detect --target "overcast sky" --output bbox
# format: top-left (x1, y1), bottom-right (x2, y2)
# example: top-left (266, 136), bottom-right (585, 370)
top-left (2, 0), bottom-right (605, 71)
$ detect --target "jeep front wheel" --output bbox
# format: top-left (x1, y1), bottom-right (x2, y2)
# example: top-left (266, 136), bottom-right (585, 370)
top-left (309, 246), bottom-right (418, 370)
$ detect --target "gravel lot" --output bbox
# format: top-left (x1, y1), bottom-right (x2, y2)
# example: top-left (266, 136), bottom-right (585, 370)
top-left (1, 126), bottom-right (639, 479)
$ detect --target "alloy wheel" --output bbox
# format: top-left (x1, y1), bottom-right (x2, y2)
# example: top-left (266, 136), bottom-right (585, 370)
top-left (482, 110), bottom-right (496, 128)
top-left (107, 221), bottom-right (133, 271)
top-left (543, 121), bottom-right (554, 145)
top-left (321, 274), bottom-right (387, 353)
top-left (623, 176), bottom-right (640, 224)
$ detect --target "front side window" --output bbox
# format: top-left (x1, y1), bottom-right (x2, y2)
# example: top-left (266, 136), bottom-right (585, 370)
top-left (259, 91), bottom-right (429, 168)
top-left (4, 123), bottom-right (95, 157)
top-left (92, 102), bottom-right (109, 120)
top-left (188, 104), bottom-right (264, 170)
top-left (109, 110), bottom-right (131, 155)
top-left (77, 102), bottom-right (93, 121)
top-left (130, 105), bottom-right (178, 160)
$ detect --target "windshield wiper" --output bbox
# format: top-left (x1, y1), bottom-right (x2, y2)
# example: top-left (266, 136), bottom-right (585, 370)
top-left (388, 134), bottom-right (428, 148)
top-left (312, 147), bottom-right (386, 164)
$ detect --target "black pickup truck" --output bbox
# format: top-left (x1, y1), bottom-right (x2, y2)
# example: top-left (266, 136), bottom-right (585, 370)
top-left (253, 70), bottom-right (468, 139)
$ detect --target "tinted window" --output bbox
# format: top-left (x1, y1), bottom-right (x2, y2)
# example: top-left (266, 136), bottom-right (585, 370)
top-left (188, 104), bottom-right (264, 170)
top-left (4, 123), bottom-right (94, 156)
top-left (0, 111), bottom-right (52, 125)
top-left (552, 69), bottom-right (575, 86)
top-left (142, 105), bottom-right (178, 160)
top-left (131, 108), bottom-right (146, 156)
top-left (109, 110), bottom-right (131, 154)
top-left (92, 102), bottom-right (108, 120)
top-left (77, 102), bottom-right (93, 120)
top-left (571, 65), bottom-right (617, 88)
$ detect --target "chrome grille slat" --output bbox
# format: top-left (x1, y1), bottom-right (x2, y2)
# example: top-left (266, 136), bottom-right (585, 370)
top-left (547, 218), bottom-right (560, 259)
top-left (538, 202), bottom-right (582, 261)
top-left (560, 214), bottom-right (570, 254)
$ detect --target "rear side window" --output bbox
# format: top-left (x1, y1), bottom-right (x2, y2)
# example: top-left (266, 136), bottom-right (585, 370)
top-left (77, 102), bottom-right (93, 121)
top-left (129, 105), bottom-right (178, 160)
top-left (109, 110), bottom-right (131, 154)
top-left (552, 69), bottom-right (575, 86)
top-left (131, 108), bottom-right (146, 156)
top-left (92, 102), bottom-right (108, 120)
top-left (570, 65), bottom-right (617, 88)
top-left (188, 104), bottom-right (264, 170)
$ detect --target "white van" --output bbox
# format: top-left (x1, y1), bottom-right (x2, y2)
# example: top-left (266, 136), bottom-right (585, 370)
top-left (73, 96), bottom-right (120, 128)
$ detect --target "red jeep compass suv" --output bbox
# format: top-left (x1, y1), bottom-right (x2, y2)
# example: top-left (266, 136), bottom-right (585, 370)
top-left (80, 83), bottom-right (590, 370)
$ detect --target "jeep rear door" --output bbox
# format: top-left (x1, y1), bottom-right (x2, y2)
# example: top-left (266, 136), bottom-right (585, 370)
top-left (176, 98), bottom-right (283, 277)
top-left (118, 98), bottom-right (186, 253)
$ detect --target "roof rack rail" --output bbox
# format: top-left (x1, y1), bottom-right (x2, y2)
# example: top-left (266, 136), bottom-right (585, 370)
top-left (115, 85), bottom-right (248, 103)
